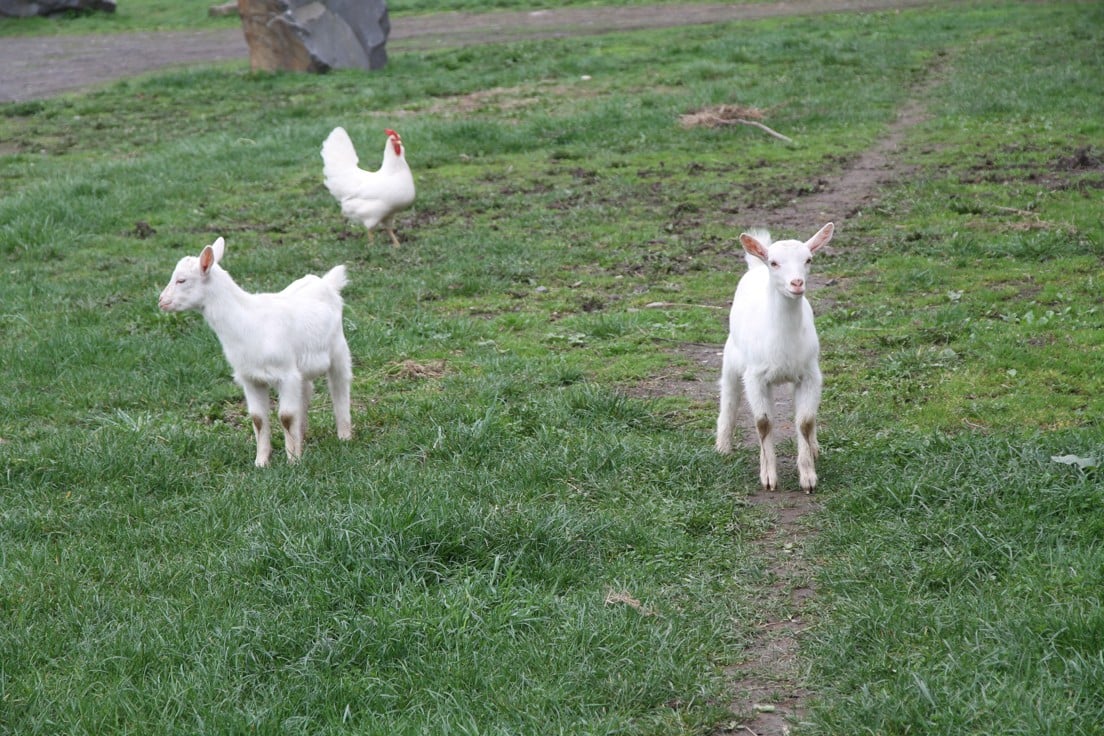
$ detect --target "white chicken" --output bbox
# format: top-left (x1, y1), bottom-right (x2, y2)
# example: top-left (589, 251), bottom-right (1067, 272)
top-left (321, 127), bottom-right (416, 247)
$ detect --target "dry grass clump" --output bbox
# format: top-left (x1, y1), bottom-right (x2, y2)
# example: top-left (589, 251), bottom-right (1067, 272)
top-left (679, 104), bottom-right (765, 128)
top-left (389, 359), bottom-right (448, 380)
top-left (679, 104), bottom-right (792, 142)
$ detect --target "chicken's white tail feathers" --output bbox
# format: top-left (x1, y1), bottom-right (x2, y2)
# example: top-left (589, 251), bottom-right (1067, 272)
top-left (743, 228), bottom-right (772, 269)
top-left (322, 265), bottom-right (348, 294)
top-left (321, 127), bottom-right (360, 177)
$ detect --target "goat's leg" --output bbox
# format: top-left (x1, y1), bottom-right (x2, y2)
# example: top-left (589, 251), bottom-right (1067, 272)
top-left (277, 377), bottom-right (307, 463)
top-left (794, 371), bottom-right (822, 493)
top-left (299, 379), bottom-right (313, 447)
top-left (715, 343), bottom-right (742, 454)
top-left (744, 379), bottom-right (777, 491)
top-left (328, 341), bottom-right (353, 440)
top-left (242, 381), bottom-right (272, 467)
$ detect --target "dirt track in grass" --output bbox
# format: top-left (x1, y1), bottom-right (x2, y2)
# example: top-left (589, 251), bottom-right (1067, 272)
top-left (1, 2), bottom-right (940, 733)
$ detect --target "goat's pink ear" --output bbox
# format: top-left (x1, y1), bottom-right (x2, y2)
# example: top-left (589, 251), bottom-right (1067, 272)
top-left (199, 245), bottom-right (215, 275)
top-left (740, 232), bottom-right (769, 261)
top-left (806, 222), bottom-right (834, 253)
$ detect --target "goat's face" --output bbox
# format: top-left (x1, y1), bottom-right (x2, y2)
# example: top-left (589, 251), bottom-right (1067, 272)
top-left (766, 241), bottom-right (815, 298)
top-left (159, 237), bottom-right (226, 312)
top-left (158, 256), bottom-right (206, 312)
top-left (741, 223), bottom-right (834, 299)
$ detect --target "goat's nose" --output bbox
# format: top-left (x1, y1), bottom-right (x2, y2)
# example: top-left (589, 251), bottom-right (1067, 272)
top-left (790, 278), bottom-right (804, 289)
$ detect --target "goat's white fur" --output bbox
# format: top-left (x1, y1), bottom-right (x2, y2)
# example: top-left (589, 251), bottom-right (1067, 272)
top-left (715, 223), bottom-right (834, 493)
top-left (159, 237), bottom-right (353, 466)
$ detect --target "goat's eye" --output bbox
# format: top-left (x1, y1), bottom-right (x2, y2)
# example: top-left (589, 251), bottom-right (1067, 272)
top-left (806, 258), bottom-right (812, 265)
top-left (176, 278), bottom-right (187, 284)
top-left (769, 260), bottom-right (779, 268)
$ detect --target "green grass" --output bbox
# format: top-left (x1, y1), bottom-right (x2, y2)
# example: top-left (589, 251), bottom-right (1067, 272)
top-left (2, 1), bottom-right (1103, 734)
top-left (809, 430), bottom-right (1104, 735)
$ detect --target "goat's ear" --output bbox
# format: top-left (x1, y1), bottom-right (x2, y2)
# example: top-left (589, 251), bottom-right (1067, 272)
top-left (740, 232), bottom-right (769, 261)
top-left (199, 245), bottom-right (216, 275)
top-left (806, 222), bottom-right (834, 253)
top-left (210, 236), bottom-right (226, 263)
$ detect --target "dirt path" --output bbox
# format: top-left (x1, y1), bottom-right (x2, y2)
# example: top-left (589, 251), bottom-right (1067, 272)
top-left (0, 0), bottom-right (942, 103)
top-left (1, 2), bottom-right (940, 734)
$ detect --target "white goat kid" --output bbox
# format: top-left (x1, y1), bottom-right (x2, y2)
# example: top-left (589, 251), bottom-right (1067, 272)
top-left (159, 237), bottom-right (353, 466)
top-left (715, 223), bottom-right (834, 493)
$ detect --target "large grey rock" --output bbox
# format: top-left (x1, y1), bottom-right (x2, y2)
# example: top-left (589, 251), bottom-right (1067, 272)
top-left (237, 0), bottom-right (389, 73)
top-left (0, 0), bottom-right (114, 16)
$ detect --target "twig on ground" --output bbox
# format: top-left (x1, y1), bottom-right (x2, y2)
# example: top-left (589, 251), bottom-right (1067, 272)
top-left (994, 205), bottom-right (1041, 219)
top-left (992, 205), bottom-right (1061, 230)
top-left (725, 118), bottom-right (794, 143)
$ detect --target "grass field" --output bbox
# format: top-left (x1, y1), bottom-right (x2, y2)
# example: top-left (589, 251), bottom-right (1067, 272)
top-left (1, 1), bottom-right (1103, 734)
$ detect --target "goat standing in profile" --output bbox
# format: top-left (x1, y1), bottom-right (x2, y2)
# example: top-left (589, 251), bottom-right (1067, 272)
top-left (159, 237), bottom-right (353, 466)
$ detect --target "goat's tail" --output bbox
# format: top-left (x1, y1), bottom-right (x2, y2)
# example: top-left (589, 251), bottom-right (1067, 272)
top-left (322, 265), bottom-right (348, 294)
top-left (743, 228), bottom-right (772, 269)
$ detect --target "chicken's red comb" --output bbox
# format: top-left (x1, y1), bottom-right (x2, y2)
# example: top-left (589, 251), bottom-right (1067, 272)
top-left (385, 128), bottom-right (399, 138)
